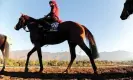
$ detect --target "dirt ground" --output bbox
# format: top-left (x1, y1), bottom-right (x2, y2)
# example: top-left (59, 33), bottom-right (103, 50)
top-left (0, 66), bottom-right (133, 80)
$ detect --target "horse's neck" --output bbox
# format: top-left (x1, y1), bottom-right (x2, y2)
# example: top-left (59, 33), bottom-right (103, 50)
top-left (26, 16), bottom-right (48, 34)
top-left (28, 16), bottom-right (37, 22)
top-left (27, 22), bottom-right (41, 34)
top-left (25, 16), bottom-right (38, 30)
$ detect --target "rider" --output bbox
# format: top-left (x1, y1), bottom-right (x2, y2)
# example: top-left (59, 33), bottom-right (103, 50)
top-left (38, 0), bottom-right (61, 31)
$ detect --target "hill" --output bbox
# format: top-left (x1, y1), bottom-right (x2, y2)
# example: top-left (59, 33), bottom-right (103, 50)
top-left (6, 50), bottom-right (133, 61)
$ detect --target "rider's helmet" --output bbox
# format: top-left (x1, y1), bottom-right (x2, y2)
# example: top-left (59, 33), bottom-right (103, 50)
top-left (49, 0), bottom-right (56, 7)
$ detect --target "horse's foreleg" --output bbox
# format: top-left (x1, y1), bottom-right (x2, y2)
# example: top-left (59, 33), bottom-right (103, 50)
top-left (78, 42), bottom-right (97, 74)
top-left (35, 44), bottom-right (43, 72)
top-left (64, 42), bottom-right (76, 73)
top-left (25, 47), bottom-right (36, 72)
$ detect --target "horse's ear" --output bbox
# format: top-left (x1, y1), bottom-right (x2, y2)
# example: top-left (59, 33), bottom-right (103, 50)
top-left (20, 13), bottom-right (24, 16)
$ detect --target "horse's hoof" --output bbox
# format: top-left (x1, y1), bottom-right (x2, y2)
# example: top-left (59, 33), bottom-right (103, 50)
top-left (0, 67), bottom-right (5, 72)
top-left (39, 68), bottom-right (43, 73)
top-left (94, 71), bottom-right (98, 75)
top-left (25, 68), bottom-right (29, 72)
top-left (63, 70), bottom-right (68, 74)
top-left (0, 69), bottom-right (4, 73)
top-left (1, 69), bottom-right (4, 72)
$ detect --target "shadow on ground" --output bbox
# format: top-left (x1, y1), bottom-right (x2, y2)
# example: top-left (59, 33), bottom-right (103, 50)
top-left (0, 71), bottom-right (133, 80)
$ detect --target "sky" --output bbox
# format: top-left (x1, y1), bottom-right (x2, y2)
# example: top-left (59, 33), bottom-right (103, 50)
top-left (0, 0), bottom-right (133, 55)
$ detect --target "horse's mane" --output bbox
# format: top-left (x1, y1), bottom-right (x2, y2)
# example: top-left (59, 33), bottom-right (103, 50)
top-left (22, 14), bottom-right (37, 22)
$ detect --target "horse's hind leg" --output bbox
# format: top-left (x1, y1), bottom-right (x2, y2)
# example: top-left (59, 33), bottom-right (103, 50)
top-left (1, 51), bottom-right (8, 72)
top-left (64, 42), bottom-right (77, 73)
top-left (1, 51), bottom-right (6, 72)
top-left (1, 41), bottom-right (9, 72)
top-left (78, 42), bottom-right (97, 74)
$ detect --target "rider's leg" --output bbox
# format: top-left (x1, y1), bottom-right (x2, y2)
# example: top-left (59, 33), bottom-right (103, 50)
top-left (37, 18), bottom-right (51, 31)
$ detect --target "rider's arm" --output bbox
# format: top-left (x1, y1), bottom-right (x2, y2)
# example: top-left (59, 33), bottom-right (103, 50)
top-left (44, 5), bottom-right (54, 18)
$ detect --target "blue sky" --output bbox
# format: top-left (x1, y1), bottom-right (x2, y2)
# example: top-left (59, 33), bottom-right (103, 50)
top-left (1, 0), bottom-right (133, 54)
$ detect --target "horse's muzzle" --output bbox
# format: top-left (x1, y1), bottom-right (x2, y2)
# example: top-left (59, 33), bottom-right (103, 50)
top-left (120, 15), bottom-right (127, 20)
top-left (120, 8), bottom-right (129, 20)
top-left (14, 26), bottom-right (19, 30)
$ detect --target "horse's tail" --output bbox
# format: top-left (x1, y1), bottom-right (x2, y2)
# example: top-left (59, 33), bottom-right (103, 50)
top-left (83, 25), bottom-right (99, 59)
top-left (6, 36), bottom-right (12, 45)
top-left (4, 36), bottom-right (10, 59)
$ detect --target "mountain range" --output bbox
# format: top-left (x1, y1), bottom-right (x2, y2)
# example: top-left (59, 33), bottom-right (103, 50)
top-left (3, 50), bottom-right (132, 61)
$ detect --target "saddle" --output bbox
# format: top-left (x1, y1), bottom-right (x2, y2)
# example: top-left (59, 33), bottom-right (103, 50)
top-left (38, 21), bottom-right (60, 32)
top-left (50, 22), bottom-right (59, 31)
top-left (46, 16), bottom-right (62, 32)
top-left (38, 16), bottom-right (62, 32)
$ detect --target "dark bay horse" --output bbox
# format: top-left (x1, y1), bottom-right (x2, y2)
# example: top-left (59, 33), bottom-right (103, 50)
top-left (14, 14), bottom-right (99, 74)
top-left (120, 0), bottom-right (133, 20)
top-left (0, 34), bottom-right (11, 72)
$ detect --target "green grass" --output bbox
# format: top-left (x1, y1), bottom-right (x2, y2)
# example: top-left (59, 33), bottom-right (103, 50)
top-left (0, 58), bottom-right (133, 67)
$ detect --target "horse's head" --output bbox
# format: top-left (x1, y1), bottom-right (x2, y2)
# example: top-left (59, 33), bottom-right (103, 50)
top-left (14, 14), bottom-right (30, 31)
top-left (120, 0), bottom-right (133, 20)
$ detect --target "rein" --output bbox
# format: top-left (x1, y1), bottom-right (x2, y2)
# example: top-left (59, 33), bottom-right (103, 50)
top-left (23, 27), bottom-right (29, 32)
top-left (21, 15), bottom-right (30, 32)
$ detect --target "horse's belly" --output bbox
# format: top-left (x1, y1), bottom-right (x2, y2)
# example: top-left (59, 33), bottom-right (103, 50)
top-left (44, 33), bottom-right (66, 44)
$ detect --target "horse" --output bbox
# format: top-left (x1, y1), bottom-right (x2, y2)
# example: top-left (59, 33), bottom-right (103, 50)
top-left (14, 14), bottom-right (99, 74)
top-left (120, 0), bottom-right (133, 20)
top-left (0, 34), bottom-right (11, 72)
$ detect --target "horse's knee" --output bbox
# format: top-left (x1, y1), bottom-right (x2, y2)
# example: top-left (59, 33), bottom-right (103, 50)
top-left (73, 54), bottom-right (76, 59)
top-left (71, 54), bottom-right (76, 59)
top-left (27, 53), bottom-right (32, 57)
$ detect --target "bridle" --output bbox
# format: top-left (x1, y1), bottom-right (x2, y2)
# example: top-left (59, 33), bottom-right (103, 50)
top-left (20, 15), bottom-right (30, 32)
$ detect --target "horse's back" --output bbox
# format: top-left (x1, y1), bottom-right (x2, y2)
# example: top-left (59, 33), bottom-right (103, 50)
top-left (59, 21), bottom-right (85, 32)
top-left (59, 21), bottom-right (86, 43)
